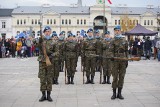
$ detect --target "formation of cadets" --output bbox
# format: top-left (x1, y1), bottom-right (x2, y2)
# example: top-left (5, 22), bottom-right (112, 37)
top-left (38, 25), bottom-right (128, 102)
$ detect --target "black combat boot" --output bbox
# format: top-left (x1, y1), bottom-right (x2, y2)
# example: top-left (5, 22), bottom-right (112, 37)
top-left (90, 75), bottom-right (95, 84)
top-left (71, 76), bottom-right (74, 84)
top-left (106, 76), bottom-right (111, 84)
top-left (55, 78), bottom-right (59, 85)
top-left (111, 89), bottom-right (116, 100)
top-left (52, 78), bottom-right (55, 84)
top-left (47, 91), bottom-right (53, 102)
top-left (85, 76), bottom-right (90, 84)
top-left (39, 91), bottom-right (46, 102)
top-left (67, 76), bottom-right (70, 84)
top-left (117, 88), bottom-right (124, 100)
top-left (102, 76), bottom-right (106, 84)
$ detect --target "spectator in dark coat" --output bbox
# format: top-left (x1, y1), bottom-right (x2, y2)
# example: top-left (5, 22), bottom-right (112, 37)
top-left (144, 37), bottom-right (152, 60)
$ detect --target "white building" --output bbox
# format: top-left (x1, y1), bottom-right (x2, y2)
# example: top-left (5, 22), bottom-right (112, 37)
top-left (0, 9), bottom-right (13, 39)
top-left (1, 0), bottom-right (160, 38)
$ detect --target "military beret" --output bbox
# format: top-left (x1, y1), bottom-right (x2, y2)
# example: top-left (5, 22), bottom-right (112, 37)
top-left (105, 31), bottom-right (110, 35)
top-left (95, 29), bottom-right (100, 33)
top-left (52, 33), bottom-right (57, 37)
top-left (114, 25), bottom-right (121, 30)
top-left (68, 33), bottom-right (73, 37)
top-left (43, 26), bottom-right (51, 32)
top-left (87, 28), bottom-right (93, 33)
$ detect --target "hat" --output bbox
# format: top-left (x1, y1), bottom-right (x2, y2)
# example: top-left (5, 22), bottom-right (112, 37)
top-left (95, 29), bottom-right (100, 33)
top-left (52, 33), bottom-right (57, 37)
top-left (59, 32), bottom-right (63, 36)
top-left (43, 26), bottom-right (51, 33)
top-left (105, 31), bottom-right (110, 35)
top-left (87, 28), bottom-right (93, 33)
top-left (68, 33), bottom-right (73, 37)
top-left (52, 31), bottom-right (56, 34)
top-left (114, 25), bottom-right (121, 30)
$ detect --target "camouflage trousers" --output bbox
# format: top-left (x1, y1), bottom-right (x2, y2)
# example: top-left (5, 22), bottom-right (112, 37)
top-left (111, 61), bottom-right (126, 89)
top-left (102, 59), bottom-right (112, 76)
top-left (38, 62), bottom-right (53, 91)
top-left (66, 58), bottom-right (76, 77)
top-left (85, 57), bottom-right (96, 76)
top-left (52, 60), bottom-right (60, 79)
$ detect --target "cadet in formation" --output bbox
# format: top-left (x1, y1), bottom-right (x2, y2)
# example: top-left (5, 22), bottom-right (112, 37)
top-left (110, 25), bottom-right (128, 100)
top-left (64, 33), bottom-right (79, 84)
top-left (38, 26), bottom-right (53, 102)
top-left (82, 28), bottom-right (97, 84)
top-left (102, 31), bottom-right (112, 84)
top-left (51, 33), bottom-right (61, 85)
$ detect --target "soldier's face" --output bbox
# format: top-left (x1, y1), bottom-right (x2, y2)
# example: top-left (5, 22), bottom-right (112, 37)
top-left (68, 36), bottom-right (73, 40)
top-left (44, 30), bottom-right (51, 36)
top-left (114, 29), bottom-right (121, 36)
top-left (88, 32), bottom-right (93, 37)
top-left (105, 34), bottom-right (110, 38)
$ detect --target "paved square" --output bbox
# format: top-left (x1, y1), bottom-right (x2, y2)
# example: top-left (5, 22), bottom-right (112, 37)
top-left (0, 57), bottom-right (160, 107)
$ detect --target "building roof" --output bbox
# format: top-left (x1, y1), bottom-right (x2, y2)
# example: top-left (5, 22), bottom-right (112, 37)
top-left (12, 6), bottom-right (90, 15)
top-left (111, 7), bottom-right (160, 15)
top-left (0, 9), bottom-right (13, 17)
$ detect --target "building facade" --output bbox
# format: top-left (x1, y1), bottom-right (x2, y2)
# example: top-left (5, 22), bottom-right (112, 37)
top-left (1, 0), bottom-right (160, 38)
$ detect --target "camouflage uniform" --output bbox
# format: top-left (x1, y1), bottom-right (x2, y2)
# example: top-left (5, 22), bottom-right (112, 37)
top-left (64, 40), bottom-right (79, 84)
top-left (38, 38), bottom-right (54, 91)
top-left (51, 40), bottom-right (61, 85)
top-left (58, 39), bottom-right (65, 72)
top-left (110, 36), bottom-right (128, 99)
top-left (82, 37), bottom-right (97, 84)
top-left (102, 38), bottom-right (113, 84)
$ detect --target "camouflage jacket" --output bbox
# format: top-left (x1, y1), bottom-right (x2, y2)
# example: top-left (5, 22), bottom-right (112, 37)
top-left (102, 39), bottom-right (113, 57)
top-left (110, 37), bottom-right (128, 58)
top-left (96, 37), bottom-right (103, 56)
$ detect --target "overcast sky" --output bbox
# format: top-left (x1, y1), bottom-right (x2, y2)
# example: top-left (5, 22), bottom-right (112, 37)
top-left (0, 0), bottom-right (159, 8)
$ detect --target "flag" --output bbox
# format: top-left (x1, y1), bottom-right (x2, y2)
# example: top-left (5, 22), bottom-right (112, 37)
top-left (108, 0), bottom-right (112, 4)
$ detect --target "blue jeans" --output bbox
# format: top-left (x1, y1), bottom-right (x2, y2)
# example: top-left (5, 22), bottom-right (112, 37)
top-left (158, 49), bottom-right (160, 61)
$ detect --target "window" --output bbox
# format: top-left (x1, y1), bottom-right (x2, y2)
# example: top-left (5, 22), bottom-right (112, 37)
top-left (148, 20), bottom-right (150, 25)
top-left (62, 19), bottom-right (64, 24)
top-left (84, 19), bottom-right (86, 25)
top-left (32, 19), bottom-right (34, 24)
top-left (24, 19), bottom-right (26, 25)
top-left (2, 22), bottom-right (6, 28)
top-left (17, 20), bottom-right (19, 25)
top-left (54, 19), bottom-right (56, 24)
top-left (151, 20), bottom-right (153, 25)
top-left (81, 19), bottom-right (83, 24)
top-left (144, 20), bottom-right (146, 25)
top-left (136, 20), bottom-right (138, 25)
top-left (133, 20), bottom-right (135, 25)
top-left (115, 20), bottom-right (117, 25)
top-left (77, 19), bottom-right (79, 24)
top-left (118, 20), bottom-right (120, 25)
top-left (50, 19), bottom-right (52, 25)
top-left (65, 19), bottom-right (68, 24)
top-left (35, 19), bottom-right (37, 24)
top-left (20, 20), bottom-right (23, 25)
top-left (38, 19), bottom-right (40, 24)
top-left (69, 19), bottom-right (71, 25)
top-left (47, 19), bottom-right (49, 24)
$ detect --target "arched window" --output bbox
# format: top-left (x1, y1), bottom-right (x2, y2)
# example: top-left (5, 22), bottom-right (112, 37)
top-left (54, 19), bottom-right (56, 24)
top-left (144, 20), bottom-right (146, 25)
top-left (69, 19), bottom-right (71, 25)
top-left (115, 20), bottom-right (117, 25)
top-left (81, 19), bottom-right (83, 24)
top-left (84, 19), bottom-right (86, 25)
top-left (20, 20), bottom-right (23, 25)
top-left (118, 20), bottom-right (120, 25)
top-left (77, 19), bottom-right (79, 24)
top-left (47, 19), bottom-right (49, 24)
top-left (17, 20), bottom-right (19, 25)
top-left (50, 19), bottom-right (52, 24)
top-left (62, 19), bottom-right (64, 24)
top-left (148, 20), bottom-right (150, 25)
top-left (35, 19), bottom-right (37, 24)
top-left (24, 19), bottom-right (26, 25)
top-left (65, 19), bottom-right (68, 24)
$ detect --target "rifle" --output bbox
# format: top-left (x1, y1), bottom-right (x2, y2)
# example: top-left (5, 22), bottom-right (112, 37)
top-left (90, 54), bottom-right (141, 61)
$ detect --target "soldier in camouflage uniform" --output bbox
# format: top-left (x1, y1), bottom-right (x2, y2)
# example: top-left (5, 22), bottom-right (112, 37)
top-left (110, 25), bottom-right (128, 100)
top-left (38, 26), bottom-right (53, 102)
top-left (102, 31), bottom-right (112, 84)
top-left (82, 28), bottom-right (97, 84)
top-left (51, 33), bottom-right (60, 85)
top-left (95, 29), bottom-right (103, 72)
top-left (64, 33), bottom-right (79, 84)
top-left (58, 32), bottom-right (65, 72)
